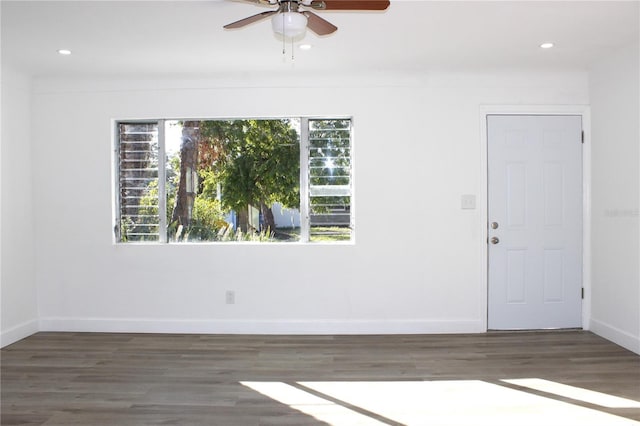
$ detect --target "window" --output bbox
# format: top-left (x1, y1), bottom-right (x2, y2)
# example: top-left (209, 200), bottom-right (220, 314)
top-left (115, 118), bottom-right (353, 243)
top-left (308, 119), bottom-right (352, 242)
top-left (117, 122), bottom-right (161, 241)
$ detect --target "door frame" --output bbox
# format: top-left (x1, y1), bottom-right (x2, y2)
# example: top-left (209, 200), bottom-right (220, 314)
top-left (479, 105), bottom-right (592, 331)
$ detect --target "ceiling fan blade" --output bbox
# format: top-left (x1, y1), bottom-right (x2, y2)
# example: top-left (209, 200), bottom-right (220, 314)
top-left (302, 11), bottom-right (337, 35)
top-left (309, 0), bottom-right (389, 10)
top-left (223, 10), bottom-right (278, 29)
top-left (231, 0), bottom-right (274, 5)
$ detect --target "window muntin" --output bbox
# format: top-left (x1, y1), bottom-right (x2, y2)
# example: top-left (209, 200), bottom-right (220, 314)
top-left (115, 118), bottom-right (352, 243)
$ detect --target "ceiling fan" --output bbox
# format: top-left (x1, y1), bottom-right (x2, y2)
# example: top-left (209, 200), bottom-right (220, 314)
top-left (224, 0), bottom-right (390, 38)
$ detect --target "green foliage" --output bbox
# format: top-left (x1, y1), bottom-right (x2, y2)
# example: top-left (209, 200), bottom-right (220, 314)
top-left (119, 217), bottom-right (133, 242)
top-left (199, 119), bottom-right (300, 213)
top-left (168, 197), bottom-right (228, 242)
top-left (199, 169), bottom-right (219, 199)
top-left (121, 179), bottom-right (160, 242)
top-left (308, 119), bottom-right (352, 227)
top-left (309, 119), bottom-right (351, 187)
top-left (164, 118), bottom-right (300, 242)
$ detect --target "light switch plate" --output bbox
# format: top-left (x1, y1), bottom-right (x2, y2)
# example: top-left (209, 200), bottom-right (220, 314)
top-left (461, 194), bottom-right (476, 209)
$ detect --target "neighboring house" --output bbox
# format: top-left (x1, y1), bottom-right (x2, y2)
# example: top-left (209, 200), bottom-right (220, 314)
top-left (272, 203), bottom-right (301, 229)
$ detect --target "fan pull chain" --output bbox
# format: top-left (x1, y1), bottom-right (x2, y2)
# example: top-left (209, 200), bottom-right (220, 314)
top-left (280, 39), bottom-right (295, 62)
top-left (279, 14), bottom-right (296, 63)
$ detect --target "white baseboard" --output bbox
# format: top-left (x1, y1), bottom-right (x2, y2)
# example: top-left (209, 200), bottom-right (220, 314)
top-left (38, 317), bottom-right (485, 335)
top-left (1, 319), bottom-right (39, 348)
top-left (590, 318), bottom-right (640, 355)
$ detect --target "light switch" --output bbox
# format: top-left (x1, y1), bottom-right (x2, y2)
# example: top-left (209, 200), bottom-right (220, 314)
top-left (461, 194), bottom-right (476, 210)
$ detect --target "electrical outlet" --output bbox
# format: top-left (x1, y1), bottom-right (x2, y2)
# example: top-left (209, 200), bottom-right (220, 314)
top-left (225, 290), bottom-right (235, 305)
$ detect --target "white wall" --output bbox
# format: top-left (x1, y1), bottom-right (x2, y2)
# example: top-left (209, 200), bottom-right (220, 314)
top-left (32, 70), bottom-right (589, 334)
top-left (1, 66), bottom-right (39, 347)
top-left (589, 41), bottom-right (640, 354)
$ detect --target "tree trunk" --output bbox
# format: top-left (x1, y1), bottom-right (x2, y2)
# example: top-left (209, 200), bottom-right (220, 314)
top-left (236, 208), bottom-right (249, 233)
top-left (260, 201), bottom-right (276, 234)
top-left (171, 121), bottom-right (199, 239)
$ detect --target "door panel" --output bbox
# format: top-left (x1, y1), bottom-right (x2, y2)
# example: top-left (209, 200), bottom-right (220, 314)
top-left (506, 249), bottom-right (526, 303)
top-left (488, 115), bottom-right (583, 330)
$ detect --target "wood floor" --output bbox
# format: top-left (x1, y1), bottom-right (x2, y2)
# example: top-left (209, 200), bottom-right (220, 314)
top-left (2, 331), bottom-right (639, 425)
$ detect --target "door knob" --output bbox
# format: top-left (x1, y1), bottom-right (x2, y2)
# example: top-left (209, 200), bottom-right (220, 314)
top-left (490, 237), bottom-right (500, 244)
top-left (491, 222), bottom-right (499, 229)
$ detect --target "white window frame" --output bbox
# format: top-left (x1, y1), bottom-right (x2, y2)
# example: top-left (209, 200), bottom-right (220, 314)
top-left (114, 117), bottom-right (353, 244)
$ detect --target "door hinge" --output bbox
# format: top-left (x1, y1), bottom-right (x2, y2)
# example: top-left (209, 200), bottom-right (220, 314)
top-left (581, 131), bottom-right (585, 144)
top-left (581, 287), bottom-right (584, 299)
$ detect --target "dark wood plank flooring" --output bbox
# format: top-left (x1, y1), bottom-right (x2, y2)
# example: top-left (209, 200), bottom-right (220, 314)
top-left (2, 331), bottom-right (639, 425)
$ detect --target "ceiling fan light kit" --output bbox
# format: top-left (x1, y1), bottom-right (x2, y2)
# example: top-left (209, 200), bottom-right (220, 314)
top-left (224, 0), bottom-right (390, 38)
top-left (272, 11), bottom-right (308, 38)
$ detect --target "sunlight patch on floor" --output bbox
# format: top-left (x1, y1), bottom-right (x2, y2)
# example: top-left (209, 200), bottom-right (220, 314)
top-left (242, 380), bottom-right (640, 426)
top-left (241, 381), bottom-right (387, 425)
top-left (502, 378), bottom-right (640, 408)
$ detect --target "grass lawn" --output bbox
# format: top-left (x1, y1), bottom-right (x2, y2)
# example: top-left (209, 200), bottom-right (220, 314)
top-left (275, 226), bottom-right (351, 242)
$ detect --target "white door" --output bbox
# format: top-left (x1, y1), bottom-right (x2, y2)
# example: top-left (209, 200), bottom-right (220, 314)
top-left (488, 115), bottom-right (583, 330)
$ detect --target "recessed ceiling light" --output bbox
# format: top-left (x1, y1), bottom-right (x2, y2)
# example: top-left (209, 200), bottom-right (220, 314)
top-left (57, 49), bottom-right (72, 55)
top-left (540, 43), bottom-right (554, 49)
top-left (299, 44), bottom-right (312, 51)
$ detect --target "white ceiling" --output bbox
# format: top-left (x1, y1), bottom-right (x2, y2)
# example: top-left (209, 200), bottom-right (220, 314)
top-left (2, 0), bottom-right (638, 78)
